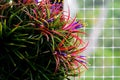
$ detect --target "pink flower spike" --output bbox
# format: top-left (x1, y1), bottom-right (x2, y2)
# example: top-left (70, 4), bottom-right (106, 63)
top-left (77, 56), bottom-right (86, 60)
top-left (22, 0), bottom-right (39, 4)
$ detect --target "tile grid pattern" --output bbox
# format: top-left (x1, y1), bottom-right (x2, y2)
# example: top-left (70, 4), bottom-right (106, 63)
top-left (75, 0), bottom-right (120, 80)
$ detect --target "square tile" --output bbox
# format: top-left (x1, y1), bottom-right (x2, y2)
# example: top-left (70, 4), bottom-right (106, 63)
top-left (104, 39), bottom-right (112, 47)
top-left (114, 10), bottom-right (120, 18)
top-left (114, 29), bottom-right (120, 37)
top-left (104, 68), bottom-right (113, 76)
top-left (114, 0), bottom-right (120, 8)
top-left (95, 58), bottom-right (103, 66)
top-left (114, 68), bottom-right (120, 76)
top-left (95, 68), bottom-right (103, 76)
top-left (104, 29), bottom-right (113, 38)
top-left (114, 39), bottom-right (120, 47)
top-left (104, 58), bottom-right (112, 66)
top-left (114, 58), bottom-right (120, 66)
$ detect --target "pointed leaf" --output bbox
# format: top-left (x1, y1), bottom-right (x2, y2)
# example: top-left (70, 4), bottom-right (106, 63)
top-left (0, 22), bottom-right (2, 37)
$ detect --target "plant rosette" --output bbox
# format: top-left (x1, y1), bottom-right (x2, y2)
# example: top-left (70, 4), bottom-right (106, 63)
top-left (0, 0), bottom-right (88, 80)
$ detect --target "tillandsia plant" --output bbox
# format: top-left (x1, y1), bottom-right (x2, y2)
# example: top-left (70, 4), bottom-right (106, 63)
top-left (0, 0), bottom-right (88, 80)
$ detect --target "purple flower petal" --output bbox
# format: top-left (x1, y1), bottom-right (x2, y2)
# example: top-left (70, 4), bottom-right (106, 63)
top-left (35, 0), bottom-right (39, 3)
top-left (56, 51), bottom-right (67, 56)
top-left (60, 52), bottom-right (67, 56)
top-left (71, 21), bottom-right (83, 30)
top-left (47, 18), bottom-right (54, 23)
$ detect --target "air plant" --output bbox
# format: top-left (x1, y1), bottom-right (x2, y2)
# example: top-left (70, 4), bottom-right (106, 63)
top-left (0, 0), bottom-right (88, 80)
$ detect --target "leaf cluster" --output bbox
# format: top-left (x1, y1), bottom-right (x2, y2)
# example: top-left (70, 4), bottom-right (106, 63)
top-left (0, 1), bottom-right (87, 80)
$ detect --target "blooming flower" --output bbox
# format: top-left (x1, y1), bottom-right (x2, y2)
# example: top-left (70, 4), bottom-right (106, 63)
top-left (62, 20), bottom-right (84, 31)
top-left (54, 51), bottom-right (87, 72)
top-left (71, 21), bottom-right (83, 30)
top-left (50, 3), bottom-right (63, 16)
